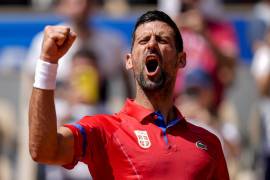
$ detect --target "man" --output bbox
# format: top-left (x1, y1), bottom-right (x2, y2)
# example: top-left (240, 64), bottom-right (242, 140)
top-left (29, 10), bottom-right (229, 179)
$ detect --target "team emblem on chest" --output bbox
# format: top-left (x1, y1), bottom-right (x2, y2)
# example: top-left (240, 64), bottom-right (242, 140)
top-left (134, 130), bottom-right (151, 149)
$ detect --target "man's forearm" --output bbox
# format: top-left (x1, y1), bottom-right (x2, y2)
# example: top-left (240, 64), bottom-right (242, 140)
top-left (28, 25), bottom-right (76, 164)
top-left (29, 88), bottom-right (58, 163)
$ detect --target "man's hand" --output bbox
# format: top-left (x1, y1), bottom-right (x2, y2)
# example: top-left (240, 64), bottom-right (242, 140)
top-left (40, 25), bottom-right (77, 64)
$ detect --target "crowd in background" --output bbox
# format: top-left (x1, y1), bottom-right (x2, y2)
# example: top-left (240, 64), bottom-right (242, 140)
top-left (1, 0), bottom-right (270, 180)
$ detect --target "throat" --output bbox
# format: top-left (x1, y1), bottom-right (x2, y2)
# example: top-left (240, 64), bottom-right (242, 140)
top-left (135, 85), bottom-right (175, 118)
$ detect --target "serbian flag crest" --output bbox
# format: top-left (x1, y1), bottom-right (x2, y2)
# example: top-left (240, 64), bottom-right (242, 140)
top-left (134, 130), bottom-right (151, 149)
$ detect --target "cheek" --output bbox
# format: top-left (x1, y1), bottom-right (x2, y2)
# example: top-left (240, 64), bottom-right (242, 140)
top-left (133, 47), bottom-right (144, 59)
top-left (130, 58), bottom-right (142, 74)
top-left (162, 48), bottom-right (178, 70)
top-left (132, 49), bottom-right (145, 67)
top-left (161, 45), bottom-right (176, 58)
top-left (132, 60), bottom-right (140, 70)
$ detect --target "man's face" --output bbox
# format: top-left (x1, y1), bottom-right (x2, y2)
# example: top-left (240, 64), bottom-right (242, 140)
top-left (126, 21), bottom-right (185, 91)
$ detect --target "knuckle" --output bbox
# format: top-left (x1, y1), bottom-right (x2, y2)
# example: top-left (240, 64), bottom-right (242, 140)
top-left (62, 27), bottom-right (70, 35)
top-left (47, 33), bottom-right (54, 39)
top-left (45, 25), bottom-right (51, 31)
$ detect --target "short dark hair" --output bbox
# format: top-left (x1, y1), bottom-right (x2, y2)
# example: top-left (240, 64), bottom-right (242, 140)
top-left (131, 10), bottom-right (183, 52)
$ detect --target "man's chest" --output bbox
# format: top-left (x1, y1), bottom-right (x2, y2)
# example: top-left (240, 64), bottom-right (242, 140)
top-left (105, 120), bottom-right (215, 179)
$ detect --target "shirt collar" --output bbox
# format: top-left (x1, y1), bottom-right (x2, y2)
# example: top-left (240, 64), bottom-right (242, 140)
top-left (120, 99), bottom-right (186, 123)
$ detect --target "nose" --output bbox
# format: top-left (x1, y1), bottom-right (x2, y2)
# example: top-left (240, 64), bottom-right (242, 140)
top-left (147, 36), bottom-right (158, 50)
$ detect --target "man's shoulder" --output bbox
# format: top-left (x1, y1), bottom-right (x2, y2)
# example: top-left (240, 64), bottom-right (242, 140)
top-left (78, 113), bottom-right (121, 127)
top-left (80, 113), bottom-right (119, 121)
top-left (74, 113), bottom-right (121, 135)
top-left (185, 120), bottom-right (222, 147)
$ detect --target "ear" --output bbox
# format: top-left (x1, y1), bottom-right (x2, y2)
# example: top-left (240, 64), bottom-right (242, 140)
top-left (125, 53), bottom-right (133, 70)
top-left (177, 52), bottom-right (186, 68)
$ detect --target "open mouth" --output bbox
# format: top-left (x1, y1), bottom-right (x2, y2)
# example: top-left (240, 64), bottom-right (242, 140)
top-left (146, 59), bottom-right (159, 72)
top-left (145, 56), bottom-right (160, 76)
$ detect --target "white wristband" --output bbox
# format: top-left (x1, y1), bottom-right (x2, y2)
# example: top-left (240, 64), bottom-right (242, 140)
top-left (33, 59), bottom-right (58, 90)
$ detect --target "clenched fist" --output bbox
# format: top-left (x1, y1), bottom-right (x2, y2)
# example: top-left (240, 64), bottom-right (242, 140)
top-left (40, 25), bottom-right (77, 64)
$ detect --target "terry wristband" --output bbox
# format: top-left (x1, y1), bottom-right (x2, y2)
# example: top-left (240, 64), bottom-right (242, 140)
top-left (33, 59), bottom-right (58, 90)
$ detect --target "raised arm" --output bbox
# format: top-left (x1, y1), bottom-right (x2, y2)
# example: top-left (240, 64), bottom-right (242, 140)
top-left (29, 25), bottom-right (77, 165)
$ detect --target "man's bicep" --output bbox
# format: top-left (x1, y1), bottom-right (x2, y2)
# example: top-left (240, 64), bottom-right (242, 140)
top-left (55, 126), bottom-right (75, 165)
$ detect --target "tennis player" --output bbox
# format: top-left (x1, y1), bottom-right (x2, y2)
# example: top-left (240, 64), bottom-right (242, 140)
top-left (29, 10), bottom-right (229, 180)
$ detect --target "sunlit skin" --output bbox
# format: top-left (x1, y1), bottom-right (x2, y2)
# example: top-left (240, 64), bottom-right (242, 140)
top-left (126, 21), bottom-right (186, 122)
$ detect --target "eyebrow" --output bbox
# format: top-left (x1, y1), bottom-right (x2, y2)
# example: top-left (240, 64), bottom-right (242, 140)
top-left (136, 32), bottom-right (172, 40)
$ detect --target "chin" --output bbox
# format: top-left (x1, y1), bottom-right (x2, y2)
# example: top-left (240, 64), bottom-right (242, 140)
top-left (142, 83), bottom-right (163, 91)
top-left (138, 74), bottom-right (165, 91)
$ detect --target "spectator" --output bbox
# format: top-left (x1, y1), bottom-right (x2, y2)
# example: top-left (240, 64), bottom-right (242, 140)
top-left (0, 100), bottom-right (16, 180)
top-left (251, 28), bottom-right (270, 98)
top-left (253, 0), bottom-right (270, 28)
top-left (59, 48), bottom-right (109, 125)
top-left (248, 0), bottom-right (270, 52)
top-left (176, 68), bottom-right (241, 179)
top-left (174, 0), bottom-right (238, 114)
top-left (250, 27), bottom-right (270, 180)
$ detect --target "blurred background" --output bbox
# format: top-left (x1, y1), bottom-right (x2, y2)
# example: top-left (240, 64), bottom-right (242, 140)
top-left (0, 0), bottom-right (270, 179)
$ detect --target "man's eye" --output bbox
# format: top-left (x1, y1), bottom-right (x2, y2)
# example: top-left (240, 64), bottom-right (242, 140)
top-left (139, 39), bottom-right (148, 44)
top-left (158, 38), bottom-right (168, 44)
top-left (160, 39), bottom-right (167, 43)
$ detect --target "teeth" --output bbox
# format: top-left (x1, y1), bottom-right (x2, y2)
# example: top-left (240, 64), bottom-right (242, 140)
top-left (146, 56), bottom-right (159, 63)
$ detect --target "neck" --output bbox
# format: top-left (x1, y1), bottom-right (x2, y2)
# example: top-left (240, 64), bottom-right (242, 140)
top-left (134, 83), bottom-right (175, 123)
